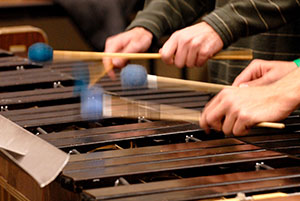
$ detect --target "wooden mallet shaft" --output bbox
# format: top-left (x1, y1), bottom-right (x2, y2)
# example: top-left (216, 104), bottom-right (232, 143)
top-left (103, 96), bottom-right (201, 123)
top-left (63, 49), bottom-right (252, 87)
top-left (146, 75), bottom-right (285, 129)
top-left (147, 74), bottom-right (231, 93)
top-left (53, 49), bottom-right (253, 61)
top-left (103, 95), bottom-right (284, 129)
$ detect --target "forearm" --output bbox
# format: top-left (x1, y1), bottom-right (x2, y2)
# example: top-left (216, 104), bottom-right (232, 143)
top-left (126, 0), bottom-right (214, 40)
top-left (203, 0), bottom-right (300, 47)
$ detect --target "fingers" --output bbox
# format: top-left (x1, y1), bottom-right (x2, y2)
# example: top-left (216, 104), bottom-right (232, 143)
top-left (222, 112), bottom-right (237, 135)
top-left (103, 35), bottom-right (126, 79)
top-left (232, 115), bottom-right (252, 136)
top-left (174, 39), bottom-right (189, 68)
top-left (104, 35), bottom-right (129, 68)
top-left (161, 22), bottom-right (223, 68)
top-left (160, 34), bottom-right (178, 65)
top-left (233, 59), bottom-right (296, 87)
top-left (161, 35), bottom-right (210, 68)
top-left (186, 38), bottom-right (204, 67)
top-left (201, 103), bottom-right (252, 136)
top-left (200, 95), bottom-right (224, 134)
top-left (232, 59), bottom-right (262, 87)
top-left (239, 76), bottom-right (272, 87)
top-left (103, 27), bottom-right (153, 80)
top-left (200, 89), bottom-right (255, 136)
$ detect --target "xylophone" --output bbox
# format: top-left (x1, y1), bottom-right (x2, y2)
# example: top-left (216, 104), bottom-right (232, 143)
top-left (2, 49), bottom-right (300, 201)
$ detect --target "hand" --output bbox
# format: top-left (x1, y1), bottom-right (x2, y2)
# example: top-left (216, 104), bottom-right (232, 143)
top-left (233, 59), bottom-right (298, 87)
top-left (160, 22), bottom-right (223, 68)
top-left (103, 27), bottom-right (153, 78)
top-left (200, 68), bottom-right (300, 136)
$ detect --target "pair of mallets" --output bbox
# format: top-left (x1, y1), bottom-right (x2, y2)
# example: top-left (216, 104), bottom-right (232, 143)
top-left (28, 43), bottom-right (284, 129)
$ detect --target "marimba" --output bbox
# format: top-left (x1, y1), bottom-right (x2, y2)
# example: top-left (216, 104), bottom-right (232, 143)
top-left (2, 50), bottom-right (300, 201)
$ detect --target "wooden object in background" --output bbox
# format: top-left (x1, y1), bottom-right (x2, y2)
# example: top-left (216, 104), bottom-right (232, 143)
top-left (0, 25), bottom-right (48, 54)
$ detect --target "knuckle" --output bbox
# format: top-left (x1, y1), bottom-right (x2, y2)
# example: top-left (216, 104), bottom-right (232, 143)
top-left (219, 89), bottom-right (231, 99)
top-left (199, 47), bottom-right (210, 57)
top-left (206, 113), bottom-right (218, 126)
top-left (130, 42), bottom-right (140, 51)
top-left (105, 37), bottom-right (113, 47)
top-left (191, 39), bottom-right (200, 49)
top-left (238, 110), bottom-right (249, 121)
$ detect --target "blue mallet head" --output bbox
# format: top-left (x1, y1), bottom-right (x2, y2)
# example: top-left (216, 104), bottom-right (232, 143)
top-left (80, 86), bottom-right (103, 120)
top-left (72, 62), bottom-right (90, 96)
top-left (120, 64), bottom-right (148, 88)
top-left (28, 42), bottom-right (53, 62)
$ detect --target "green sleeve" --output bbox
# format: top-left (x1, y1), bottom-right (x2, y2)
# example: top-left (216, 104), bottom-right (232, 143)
top-left (202, 0), bottom-right (300, 47)
top-left (126, 0), bottom-right (214, 40)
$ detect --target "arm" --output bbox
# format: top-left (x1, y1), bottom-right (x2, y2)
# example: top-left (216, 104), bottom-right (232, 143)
top-left (127, 0), bottom-right (214, 40)
top-left (200, 66), bottom-right (300, 136)
top-left (203, 0), bottom-right (300, 47)
top-left (160, 0), bottom-right (300, 68)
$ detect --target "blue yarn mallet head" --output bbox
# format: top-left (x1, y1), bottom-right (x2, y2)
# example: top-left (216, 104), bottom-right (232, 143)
top-left (120, 64), bottom-right (148, 88)
top-left (72, 62), bottom-right (90, 96)
top-left (80, 85), bottom-right (103, 120)
top-left (28, 42), bottom-right (53, 62)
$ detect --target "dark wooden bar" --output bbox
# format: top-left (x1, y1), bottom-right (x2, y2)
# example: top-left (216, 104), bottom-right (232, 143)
top-left (85, 167), bottom-right (300, 200)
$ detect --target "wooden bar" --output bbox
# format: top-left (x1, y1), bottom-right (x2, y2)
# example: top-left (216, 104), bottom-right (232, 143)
top-left (84, 167), bottom-right (300, 200)
top-left (64, 144), bottom-right (262, 171)
top-left (250, 195), bottom-right (300, 201)
top-left (63, 149), bottom-right (285, 181)
top-left (43, 123), bottom-right (201, 148)
top-left (99, 177), bottom-right (300, 201)
top-left (67, 138), bottom-right (244, 161)
top-left (0, 68), bottom-right (72, 89)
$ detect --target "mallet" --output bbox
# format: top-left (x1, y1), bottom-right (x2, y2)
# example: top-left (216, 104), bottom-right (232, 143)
top-left (120, 64), bottom-right (285, 129)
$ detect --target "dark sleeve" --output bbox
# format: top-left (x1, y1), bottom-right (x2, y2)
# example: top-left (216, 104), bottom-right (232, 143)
top-left (202, 0), bottom-right (300, 48)
top-left (126, 0), bottom-right (215, 40)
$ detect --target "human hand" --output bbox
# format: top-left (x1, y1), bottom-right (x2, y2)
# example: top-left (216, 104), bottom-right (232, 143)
top-left (199, 85), bottom-right (294, 136)
top-left (103, 27), bottom-right (153, 79)
top-left (233, 59), bottom-right (298, 87)
top-left (159, 22), bottom-right (223, 68)
top-left (200, 68), bottom-right (300, 136)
